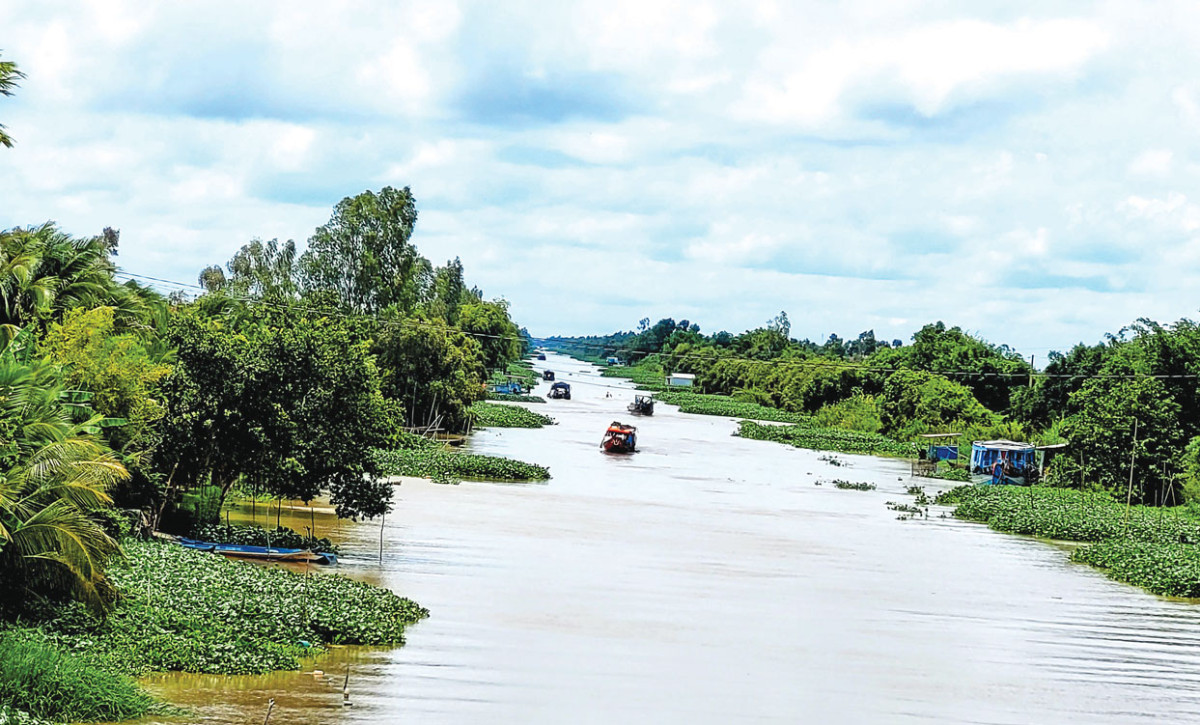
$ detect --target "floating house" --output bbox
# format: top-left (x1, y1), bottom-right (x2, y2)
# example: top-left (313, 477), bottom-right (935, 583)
top-left (970, 440), bottom-right (1037, 484)
top-left (666, 373), bottom-right (696, 388)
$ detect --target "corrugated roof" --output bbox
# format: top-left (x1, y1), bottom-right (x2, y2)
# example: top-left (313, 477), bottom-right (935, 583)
top-left (972, 440), bottom-right (1035, 451)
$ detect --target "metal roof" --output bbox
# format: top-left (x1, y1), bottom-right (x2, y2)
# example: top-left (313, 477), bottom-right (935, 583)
top-left (972, 440), bottom-right (1035, 451)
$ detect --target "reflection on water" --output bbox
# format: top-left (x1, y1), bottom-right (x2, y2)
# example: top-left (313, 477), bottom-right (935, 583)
top-left (140, 354), bottom-right (1200, 723)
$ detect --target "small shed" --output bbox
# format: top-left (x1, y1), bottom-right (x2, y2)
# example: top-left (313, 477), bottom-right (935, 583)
top-left (970, 440), bottom-right (1036, 477)
top-left (918, 433), bottom-right (960, 462)
top-left (666, 373), bottom-right (695, 388)
top-left (606, 356), bottom-right (620, 366)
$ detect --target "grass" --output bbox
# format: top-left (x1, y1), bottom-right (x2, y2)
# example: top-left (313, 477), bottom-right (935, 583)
top-left (469, 401), bottom-right (555, 428)
top-left (654, 391), bottom-right (812, 424)
top-left (936, 485), bottom-right (1200, 597)
top-left (737, 420), bottom-right (920, 458)
top-left (0, 634), bottom-right (156, 723)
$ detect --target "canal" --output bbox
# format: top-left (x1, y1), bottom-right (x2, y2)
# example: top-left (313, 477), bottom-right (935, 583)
top-left (147, 352), bottom-right (1200, 723)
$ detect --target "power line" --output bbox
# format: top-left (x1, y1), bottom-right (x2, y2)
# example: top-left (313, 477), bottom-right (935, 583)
top-left (113, 269), bottom-right (1200, 381)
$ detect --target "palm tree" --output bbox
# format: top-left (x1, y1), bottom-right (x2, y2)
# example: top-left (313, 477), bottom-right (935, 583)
top-left (0, 51), bottom-right (23, 148)
top-left (0, 346), bottom-right (128, 610)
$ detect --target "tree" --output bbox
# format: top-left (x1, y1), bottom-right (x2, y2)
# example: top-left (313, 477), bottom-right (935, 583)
top-left (1061, 376), bottom-right (1183, 503)
top-left (375, 316), bottom-right (486, 433)
top-left (200, 238), bottom-right (300, 301)
top-left (458, 300), bottom-right (520, 371)
top-left (300, 187), bottom-right (430, 314)
top-left (425, 257), bottom-right (467, 324)
top-left (158, 306), bottom-right (399, 520)
top-left (0, 346), bottom-right (127, 611)
top-left (0, 51), bottom-right (23, 148)
top-left (879, 369), bottom-right (997, 436)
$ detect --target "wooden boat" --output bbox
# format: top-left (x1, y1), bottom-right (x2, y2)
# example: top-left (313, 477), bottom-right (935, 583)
top-left (601, 421), bottom-right (637, 453)
top-left (627, 394), bottom-right (654, 416)
top-left (549, 382), bottom-right (571, 400)
top-left (179, 537), bottom-right (337, 565)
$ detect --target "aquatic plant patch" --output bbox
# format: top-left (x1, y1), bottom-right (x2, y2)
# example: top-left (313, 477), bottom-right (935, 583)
top-left (469, 402), bottom-right (555, 428)
top-left (486, 392), bottom-right (545, 403)
top-left (655, 391), bottom-right (812, 424)
top-left (831, 480), bottom-right (876, 491)
top-left (27, 540), bottom-right (428, 678)
top-left (737, 420), bottom-right (920, 458)
top-left (373, 448), bottom-right (550, 482)
top-left (1071, 540), bottom-right (1200, 598)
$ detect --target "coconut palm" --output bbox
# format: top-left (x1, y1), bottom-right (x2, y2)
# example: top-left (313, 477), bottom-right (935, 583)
top-left (0, 348), bottom-right (128, 610)
top-left (0, 51), bottom-right (22, 148)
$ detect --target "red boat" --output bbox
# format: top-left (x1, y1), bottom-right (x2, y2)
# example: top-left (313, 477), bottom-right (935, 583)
top-left (601, 421), bottom-right (637, 453)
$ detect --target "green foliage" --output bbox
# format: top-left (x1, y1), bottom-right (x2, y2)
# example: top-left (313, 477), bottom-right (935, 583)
top-left (373, 447), bottom-right (550, 482)
top-left (813, 393), bottom-right (883, 433)
top-left (191, 523), bottom-right (339, 554)
top-left (198, 238), bottom-right (299, 301)
top-left (469, 402), bottom-right (554, 428)
top-left (0, 351), bottom-right (127, 612)
top-left (1060, 376), bottom-right (1182, 503)
top-left (879, 369), bottom-right (997, 437)
top-left (1182, 436), bottom-right (1200, 503)
top-left (831, 480), bottom-right (876, 491)
top-left (486, 392), bottom-right (545, 403)
top-left (299, 186), bottom-right (428, 315)
top-left (0, 632), bottom-right (156, 722)
top-left (161, 307), bottom-right (399, 520)
top-left (40, 306), bottom-right (171, 452)
top-left (24, 540), bottom-right (427, 677)
top-left (376, 316), bottom-right (486, 433)
top-left (459, 301), bottom-right (521, 371)
top-left (655, 390), bottom-right (812, 423)
top-left (1071, 541), bottom-right (1200, 597)
top-left (737, 420), bottom-right (919, 457)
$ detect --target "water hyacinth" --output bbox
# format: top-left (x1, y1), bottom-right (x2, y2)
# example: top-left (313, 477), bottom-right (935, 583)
top-left (469, 401), bottom-right (555, 428)
top-left (373, 448), bottom-right (550, 482)
top-left (737, 420), bottom-right (919, 458)
top-left (655, 391), bottom-right (812, 424)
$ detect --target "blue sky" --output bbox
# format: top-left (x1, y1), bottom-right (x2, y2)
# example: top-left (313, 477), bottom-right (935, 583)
top-left (2, 1), bottom-right (1199, 357)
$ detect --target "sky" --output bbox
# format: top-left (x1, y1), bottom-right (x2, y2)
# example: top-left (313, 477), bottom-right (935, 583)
top-left (2, 1), bottom-right (1199, 357)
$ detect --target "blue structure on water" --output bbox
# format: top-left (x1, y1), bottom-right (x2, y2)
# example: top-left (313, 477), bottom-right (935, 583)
top-left (970, 440), bottom-right (1037, 484)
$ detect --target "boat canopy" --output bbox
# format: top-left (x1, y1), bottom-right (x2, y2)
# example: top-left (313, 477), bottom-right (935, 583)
top-left (970, 440), bottom-right (1036, 474)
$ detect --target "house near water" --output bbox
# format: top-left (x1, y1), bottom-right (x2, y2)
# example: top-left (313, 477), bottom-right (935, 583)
top-left (666, 373), bottom-right (695, 388)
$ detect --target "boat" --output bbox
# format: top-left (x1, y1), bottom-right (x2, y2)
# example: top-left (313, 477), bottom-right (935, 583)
top-left (178, 537), bottom-right (338, 565)
top-left (548, 381), bottom-right (571, 400)
top-left (543, 370), bottom-right (555, 381)
top-left (537, 353), bottom-right (547, 360)
top-left (601, 421), bottom-right (637, 453)
top-left (491, 381), bottom-right (527, 395)
top-left (627, 394), bottom-right (654, 416)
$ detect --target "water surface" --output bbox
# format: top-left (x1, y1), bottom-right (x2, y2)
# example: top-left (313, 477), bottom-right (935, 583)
top-left (148, 353), bottom-right (1200, 724)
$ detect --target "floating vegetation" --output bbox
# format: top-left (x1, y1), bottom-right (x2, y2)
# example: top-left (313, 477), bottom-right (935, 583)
top-left (831, 480), bottom-right (876, 491)
top-left (937, 485), bottom-right (1200, 597)
top-left (819, 454), bottom-right (849, 467)
top-left (654, 391), bottom-right (812, 424)
top-left (904, 485), bottom-right (932, 506)
top-left (486, 392), bottom-right (545, 403)
top-left (737, 421), bottom-right (920, 458)
top-left (469, 401), bottom-right (555, 428)
top-left (373, 448), bottom-right (550, 482)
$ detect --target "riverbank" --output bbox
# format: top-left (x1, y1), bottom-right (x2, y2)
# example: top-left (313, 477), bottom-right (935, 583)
top-left (0, 540), bottom-right (427, 723)
top-left (935, 485), bottom-right (1200, 597)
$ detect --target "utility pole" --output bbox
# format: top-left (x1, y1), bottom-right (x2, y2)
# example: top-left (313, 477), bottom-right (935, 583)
top-left (1029, 354), bottom-right (1035, 387)
top-left (1124, 418), bottom-right (1138, 525)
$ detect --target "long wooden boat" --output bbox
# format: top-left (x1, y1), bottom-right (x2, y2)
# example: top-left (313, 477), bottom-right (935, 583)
top-left (179, 537), bottom-right (337, 565)
top-left (601, 421), bottom-right (637, 453)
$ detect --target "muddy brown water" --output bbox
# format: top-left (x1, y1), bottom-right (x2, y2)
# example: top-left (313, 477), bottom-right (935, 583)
top-left (140, 353), bottom-right (1200, 724)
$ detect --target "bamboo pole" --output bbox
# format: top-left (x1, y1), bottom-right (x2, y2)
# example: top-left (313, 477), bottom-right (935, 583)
top-left (1124, 418), bottom-right (1138, 526)
top-left (262, 698), bottom-right (275, 725)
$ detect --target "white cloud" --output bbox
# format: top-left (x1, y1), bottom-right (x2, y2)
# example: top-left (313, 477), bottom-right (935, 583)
top-left (1129, 149), bottom-right (1173, 175)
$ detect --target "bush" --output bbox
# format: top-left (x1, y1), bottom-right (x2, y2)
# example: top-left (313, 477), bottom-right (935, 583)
top-left (0, 633), bottom-right (156, 722)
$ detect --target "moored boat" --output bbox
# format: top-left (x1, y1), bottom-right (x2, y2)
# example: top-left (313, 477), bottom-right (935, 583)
top-left (179, 537), bottom-right (338, 565)
top-left (549, 381), bottom-right (571, 400)
top-left (601, 421), bottom-right (637, 453)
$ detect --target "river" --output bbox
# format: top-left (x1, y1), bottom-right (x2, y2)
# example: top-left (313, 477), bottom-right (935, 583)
top-left (145, 353), bottom-right (1200, 724)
